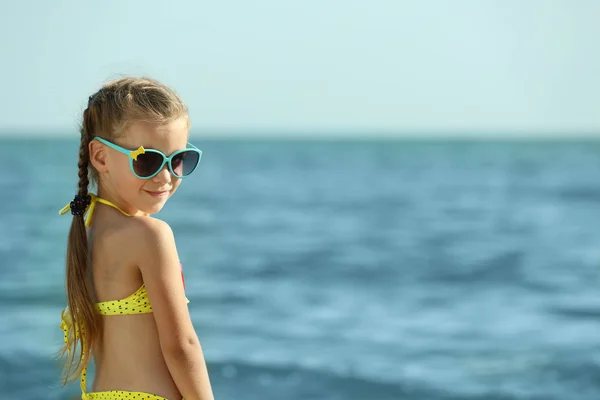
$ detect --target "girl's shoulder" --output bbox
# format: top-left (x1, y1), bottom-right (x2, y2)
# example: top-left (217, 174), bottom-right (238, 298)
top-left (127, 214), bottom-right (173, 234)
top-left (124, 215), bottom-right (177, 251)
top-left (94, 215), bottom-right (178, 276)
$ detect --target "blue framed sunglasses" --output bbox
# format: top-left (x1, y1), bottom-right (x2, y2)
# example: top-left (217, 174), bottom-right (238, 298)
top-left (93, 136), bottom-right (202, 179)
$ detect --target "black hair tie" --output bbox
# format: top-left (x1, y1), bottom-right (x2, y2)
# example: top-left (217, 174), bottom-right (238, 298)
top-left (70, 194), bottom-right (91, 216)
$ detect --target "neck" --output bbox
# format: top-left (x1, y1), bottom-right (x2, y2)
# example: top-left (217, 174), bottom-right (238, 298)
top-left (96, 185), bottom-right (149, 217)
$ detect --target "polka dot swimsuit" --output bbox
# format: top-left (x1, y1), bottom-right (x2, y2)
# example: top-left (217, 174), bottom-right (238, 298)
top-left (86, 390), bottom-right (168, 400)
top-left (96, 284), bottom-right (154, 315)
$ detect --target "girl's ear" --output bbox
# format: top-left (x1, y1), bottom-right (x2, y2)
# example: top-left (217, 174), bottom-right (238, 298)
top-left (89, 139), bottom-right (108, 173)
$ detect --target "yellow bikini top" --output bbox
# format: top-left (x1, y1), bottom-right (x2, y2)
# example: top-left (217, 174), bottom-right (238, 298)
top-left (58, 193), bottom-right (189, 397)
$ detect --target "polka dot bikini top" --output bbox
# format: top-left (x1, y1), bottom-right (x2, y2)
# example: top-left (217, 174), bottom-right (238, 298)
top-left (60, 265), bottom-right (189, 343)
top-left (96, 270), bottom-right (189, 316)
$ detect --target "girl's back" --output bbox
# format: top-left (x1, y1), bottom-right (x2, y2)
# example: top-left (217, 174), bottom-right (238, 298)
top-left (89, 207), bottom-right (178, 398)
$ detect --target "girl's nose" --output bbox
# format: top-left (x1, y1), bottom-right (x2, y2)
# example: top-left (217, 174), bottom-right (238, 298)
top-left (151, 163), bottom-right (172, 183)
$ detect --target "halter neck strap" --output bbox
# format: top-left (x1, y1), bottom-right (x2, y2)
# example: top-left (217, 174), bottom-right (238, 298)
top-left (59, 193), bottom-right (131, 226)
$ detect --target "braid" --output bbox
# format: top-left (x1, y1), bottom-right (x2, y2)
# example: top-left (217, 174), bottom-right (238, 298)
top-left (77, 107), bottom-right (93, 197)
top-left (77, 135), bottom-right (90, 197)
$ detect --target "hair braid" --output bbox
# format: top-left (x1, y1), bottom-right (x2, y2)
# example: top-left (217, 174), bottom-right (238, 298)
top-left (77, 112), bottom-right (91, 197)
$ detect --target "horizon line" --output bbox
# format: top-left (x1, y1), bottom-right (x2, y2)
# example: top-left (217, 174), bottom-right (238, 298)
top-left (1, 128), bottom-right (600, 141)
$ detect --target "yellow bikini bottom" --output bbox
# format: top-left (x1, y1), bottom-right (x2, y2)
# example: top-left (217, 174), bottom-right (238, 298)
top-left (85, 390), bottom-right (168, 399)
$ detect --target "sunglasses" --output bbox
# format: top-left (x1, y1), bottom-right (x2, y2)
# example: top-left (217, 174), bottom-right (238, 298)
top-left (93, 136), bottom-right (202, 179)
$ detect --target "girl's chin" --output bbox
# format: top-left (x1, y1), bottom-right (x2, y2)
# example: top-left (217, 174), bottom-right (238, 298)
top-left (143, 201), bottom-right (167, 215)
top-left (135, 198), bottom-right (168, 216)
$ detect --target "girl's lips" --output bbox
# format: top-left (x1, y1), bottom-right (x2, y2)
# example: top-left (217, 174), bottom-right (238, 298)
top-left (144, 190), bottom-right (170, 198)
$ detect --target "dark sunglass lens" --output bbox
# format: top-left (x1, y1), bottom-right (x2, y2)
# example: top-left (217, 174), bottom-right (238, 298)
top-left (171, 151), bottom-right (200, 177)
top-left (133, 152), bottom-right (164, 177)
top-left (181, 151), bottom-right (200, 176)
top-left (171, 153), bottom-right (185, 176)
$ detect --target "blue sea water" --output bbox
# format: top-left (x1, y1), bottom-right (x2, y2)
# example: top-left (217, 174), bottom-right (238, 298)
top-left (2, 138), bottom-right (600, 400)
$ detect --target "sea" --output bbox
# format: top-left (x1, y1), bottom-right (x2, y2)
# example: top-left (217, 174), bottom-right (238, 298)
top-left (1, 137), bottom-right (600, 400)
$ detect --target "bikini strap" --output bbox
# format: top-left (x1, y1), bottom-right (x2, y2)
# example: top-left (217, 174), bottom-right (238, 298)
top-left (80, 366), bottom-right (88, 399)
top-left (59, 308), bottom-right (89, 399)
top-left (59, 193), bottom-right (131, 226)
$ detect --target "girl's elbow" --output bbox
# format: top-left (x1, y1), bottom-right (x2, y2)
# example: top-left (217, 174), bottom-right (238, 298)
top-left (162, 335), bottom-right (202, 358)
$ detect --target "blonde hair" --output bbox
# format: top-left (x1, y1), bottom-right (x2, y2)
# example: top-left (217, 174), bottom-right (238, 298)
top-left (56, 77), bottom-right (189, 386)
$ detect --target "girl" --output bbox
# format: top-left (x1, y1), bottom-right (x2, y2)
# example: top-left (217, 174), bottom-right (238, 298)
top-left (56, 77), bottom-right (214, 400)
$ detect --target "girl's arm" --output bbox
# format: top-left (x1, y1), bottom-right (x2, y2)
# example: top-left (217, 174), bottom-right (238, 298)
top-left (135, 217), bottom-right (214, 400)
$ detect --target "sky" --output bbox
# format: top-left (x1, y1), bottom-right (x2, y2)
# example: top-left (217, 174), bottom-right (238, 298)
top-left (0, 1), bottom-right (599, 138)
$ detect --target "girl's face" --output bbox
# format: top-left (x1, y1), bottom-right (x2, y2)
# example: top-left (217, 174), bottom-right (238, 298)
top-left (91, 117), bottom-right (190, 216)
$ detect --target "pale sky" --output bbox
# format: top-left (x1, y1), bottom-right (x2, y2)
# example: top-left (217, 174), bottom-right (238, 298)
top-left (1, 1), bottom-right (599, 138)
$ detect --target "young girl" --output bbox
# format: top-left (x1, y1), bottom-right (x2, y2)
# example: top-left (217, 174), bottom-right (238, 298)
top-left (57, 77), bottom-right (214, 400)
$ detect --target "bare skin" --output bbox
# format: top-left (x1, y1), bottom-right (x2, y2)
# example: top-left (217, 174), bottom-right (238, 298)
top-left (86, 118), bottom-right (214, 400)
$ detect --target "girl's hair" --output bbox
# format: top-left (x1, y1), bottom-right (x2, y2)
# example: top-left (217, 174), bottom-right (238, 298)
top-left (57, 77), bottom-right (189, 386)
